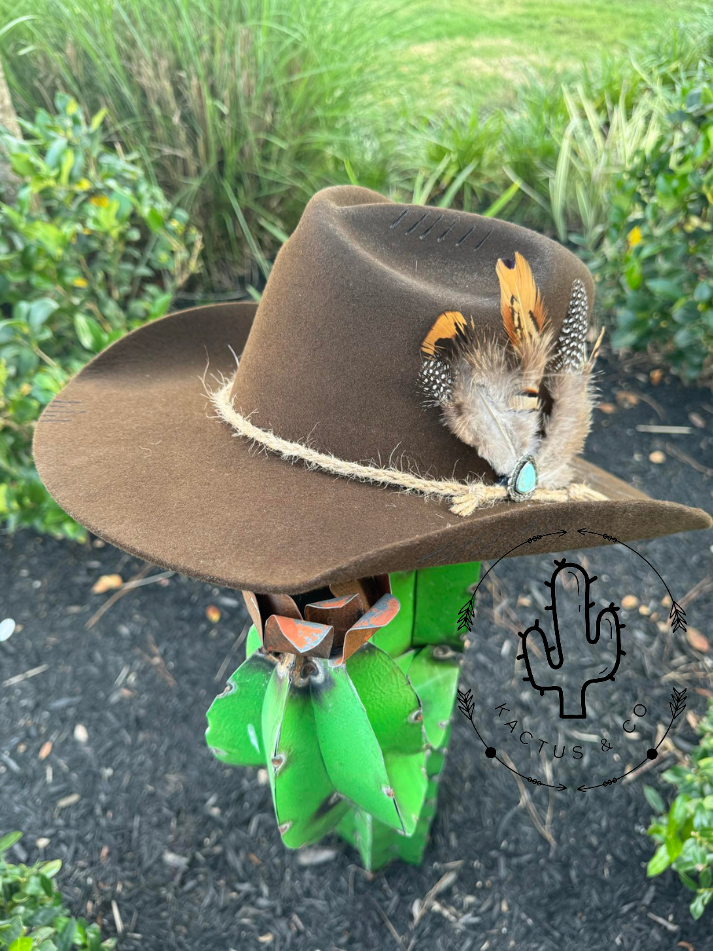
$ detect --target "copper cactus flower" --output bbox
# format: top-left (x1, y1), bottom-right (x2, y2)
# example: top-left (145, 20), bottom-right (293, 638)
top-left (242, 574), bottom-right (399, 664)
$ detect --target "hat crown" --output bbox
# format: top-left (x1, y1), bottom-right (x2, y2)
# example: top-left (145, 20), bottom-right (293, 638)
top-left (231, 186), bottom-right (594, 484)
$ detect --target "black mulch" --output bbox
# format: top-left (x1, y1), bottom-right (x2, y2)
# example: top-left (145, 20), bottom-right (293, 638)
top-left (1, 353), bottom-right (712, 951)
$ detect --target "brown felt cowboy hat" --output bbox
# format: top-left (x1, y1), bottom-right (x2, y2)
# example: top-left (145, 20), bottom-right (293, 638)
top-left (34, 186), bottom-right (711, 593)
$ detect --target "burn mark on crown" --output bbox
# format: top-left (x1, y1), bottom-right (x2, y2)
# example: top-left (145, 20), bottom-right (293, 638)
top-left (405, 212), bottom-right (429, 235)
top-left (419, 214), bottom-right (442, 238)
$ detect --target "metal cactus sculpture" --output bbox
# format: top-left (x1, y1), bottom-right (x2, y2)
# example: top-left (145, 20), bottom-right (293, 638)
top-left (205, 563), bottom-right (480, 870)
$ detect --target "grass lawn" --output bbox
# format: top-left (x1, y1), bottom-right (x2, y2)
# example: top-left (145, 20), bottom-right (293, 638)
top-left (403, 0), bottom-right (704, 103)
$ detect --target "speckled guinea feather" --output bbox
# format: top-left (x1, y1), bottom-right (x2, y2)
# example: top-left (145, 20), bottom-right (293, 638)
top-left (537, 285), bottom-right (605, 489)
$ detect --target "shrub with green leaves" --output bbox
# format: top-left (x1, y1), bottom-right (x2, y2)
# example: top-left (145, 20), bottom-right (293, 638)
top-left (0, 93), bottom-right (200, 538)
top-left (599, 85), bottom-right (713, 381)
top-left (0, 831), bottom-right (114, 950)
top-left (644, 700), bottom-right (713, 920)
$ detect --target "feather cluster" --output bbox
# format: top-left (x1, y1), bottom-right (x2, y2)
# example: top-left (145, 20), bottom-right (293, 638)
top-left (418, 253), bottom-right (602, 491)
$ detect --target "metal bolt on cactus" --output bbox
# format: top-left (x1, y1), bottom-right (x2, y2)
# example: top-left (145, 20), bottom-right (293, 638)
top-left (205, 562), bottom-right (480, 870)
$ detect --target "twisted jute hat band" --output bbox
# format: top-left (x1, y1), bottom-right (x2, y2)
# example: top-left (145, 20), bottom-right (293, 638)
top-left (210, 375), bottom-right (607, 517)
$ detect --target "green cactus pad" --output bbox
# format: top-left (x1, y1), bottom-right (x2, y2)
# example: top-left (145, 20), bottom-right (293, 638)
top-left (262, 664), bottom-right (348, 848)
top-left (394, 649), bottom-right (416, 675)
top-left (337, 809), bottom-right (399, 871)
top-left (370, 571), bottom-right (415, 656)
top-left (245, 623), bottom-right (261, 658)
top-left (346, 643), bottom-right (425, 754)
top-left (413, 561), bottom-right (481, 646)
top-left (311, 661), bottom-right (425, 833)
top-left (426, 724), bottom-right (451, 778)
top-left (383, 750), bottom-right (428, 834)
top-left (205, 651), bottom-right (275, 766)
top-left (407, 645), bottom-right (461, 749)
top-left (397, 777), bottom-right (440, 865)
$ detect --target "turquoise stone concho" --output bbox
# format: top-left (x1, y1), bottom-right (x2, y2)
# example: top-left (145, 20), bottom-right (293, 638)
top-left (506, 455), bottom-right (538, 502)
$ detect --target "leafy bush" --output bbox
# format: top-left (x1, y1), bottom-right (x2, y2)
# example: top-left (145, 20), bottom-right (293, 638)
top-left (0, 93), bottom-right (200, 538)
top-left (0, 831), bottom-right (114, 949)
top-left (596, 84), bottom-right (713, 380)
top-left (644, 700), bottom-right (713, 920)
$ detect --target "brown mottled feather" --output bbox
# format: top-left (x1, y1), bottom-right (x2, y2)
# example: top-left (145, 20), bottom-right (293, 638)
top-left (496, 252), bottom-right (547, 352)
top-left (420, 311), bottom-right (468, 357)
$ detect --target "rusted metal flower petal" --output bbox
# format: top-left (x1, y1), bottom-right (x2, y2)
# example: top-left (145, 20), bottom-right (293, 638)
top-left (242, 590), bottom-right (302, 642)
top-left (337, 593), bottom-right (401, 664)
top-left (264, 615), bottom-right (334, 658)
top-left (305, 594), bottom-right (363, 632)
top-left (329, 574), bottom-right (391, 611)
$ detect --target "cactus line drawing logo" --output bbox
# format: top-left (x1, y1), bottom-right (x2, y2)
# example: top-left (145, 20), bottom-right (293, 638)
top-left (454, 527), bottom-right (692, 795)
top-left (518, 559), bottom-right (625, 719)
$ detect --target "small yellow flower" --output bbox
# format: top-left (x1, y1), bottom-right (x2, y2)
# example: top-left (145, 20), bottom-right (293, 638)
top-left (90, 195), bottom-right (110, 208)
top-left (169, 218), bottom-right (180, 228)
top-left (19, 382), bottom-right (32, 396)
top-left (82, 228), bottom-right (92, 235)
top-left (73, 277), bottom-right (89, 288)
top-left (76, 178), bottom-right (92, 191)
top-left (627, 226), bottom-right (642, 248)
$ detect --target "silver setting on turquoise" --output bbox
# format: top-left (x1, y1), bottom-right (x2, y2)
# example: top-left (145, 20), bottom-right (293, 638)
top-left (507, 454), bottom-right (538, 502)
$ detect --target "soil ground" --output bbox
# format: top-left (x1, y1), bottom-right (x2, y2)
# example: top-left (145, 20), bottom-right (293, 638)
top-left (1, 352), bottom-right (712, 951)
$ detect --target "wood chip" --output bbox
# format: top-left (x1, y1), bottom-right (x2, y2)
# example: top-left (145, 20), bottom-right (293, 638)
top-left (206, 605), bottom-right (221, 624)
top-left (0, 618), bottom-right (15, 642)
top-left (615, 391), bottom-right (640, 407)
top-left (38, 741), bottom-right (53, 761)
top-left (91, 573), bottom-right (124, 594)
top-left (111, 900), bottom-right (124, 935)
top-left (297, 848), bottom-right (337, 866)
top-left (621, 595), bottom-right (639, 610)
top-left (636, 425), bottom-right (691, 434)
top-left (649, 368), bottom-right (664, 385)
top-left (649, 451), bottom-right (666, 464)
top-left (647, 911), bottom-right (678, 932)
top-left (3, 664), bottom-right (49, 688)
top-left (664, 442), bottom-right (713, 477)
top-left (74, 724), bottom-right (89, 744)
top-left (598, 403), bottom-right (616, 414)
top-left (163, 850), bottom-right (189, 868)
top-left (688, 413), bottom-right (705, 429)
top-left (686, 627), bottom-right (709, 653)
top-left (56, 793), bottom-right (81, 811)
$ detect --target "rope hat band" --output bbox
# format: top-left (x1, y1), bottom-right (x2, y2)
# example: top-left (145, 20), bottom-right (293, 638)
top-left (210, 376), bottom-right (606, 517)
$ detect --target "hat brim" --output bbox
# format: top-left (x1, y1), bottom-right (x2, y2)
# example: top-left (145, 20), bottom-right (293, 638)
top-left (34, 303), bottom-right (712, 593)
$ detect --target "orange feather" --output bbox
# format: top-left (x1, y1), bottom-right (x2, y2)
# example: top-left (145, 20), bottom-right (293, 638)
top-left (496, 252), bottom-right (547, 351)
top-left (421, 311), bottom-right (467, 357)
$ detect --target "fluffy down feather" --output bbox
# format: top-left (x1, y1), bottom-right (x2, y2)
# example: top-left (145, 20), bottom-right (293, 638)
top-left (537, 369), bottom-right (597, 488)
top-left (442, 339), bottom-right (551, 476)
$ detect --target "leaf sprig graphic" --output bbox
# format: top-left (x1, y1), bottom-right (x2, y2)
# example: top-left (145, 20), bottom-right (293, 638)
top-left (457, 687), bottom-right (475, 721)
top-left (669, 600), bottom-right (687, 634)
top-left (457, 600), bottom-right (475, 634)
top-left (669, 686), bottom-right (687, 721)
